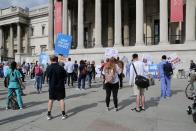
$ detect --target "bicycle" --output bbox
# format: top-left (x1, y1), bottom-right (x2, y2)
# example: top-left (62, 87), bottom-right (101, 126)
top-left (185, 81), bottom-right (196, 98)
top-left (185, 71), bottom-right (196, 98)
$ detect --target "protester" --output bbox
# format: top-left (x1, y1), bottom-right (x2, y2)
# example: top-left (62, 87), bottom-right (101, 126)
top-left (158, 55), bottom-right (172, 99)
top-left (87, 61), bottom-right (93, 88)
top-left (5, 61), bottom-right (25, 110)
top-left (46, 55), bottom-right (67, 120)
top-left (104, 57), bottom-right (121, 111)
top-left (3, 62), bottom-right (9, 77)
top-left (190, 60), bottom-right (196, 72)
top-left (129, 54), bottom-right (146, 112)
top-left (117, 57), bottom-right (124, 88)
top-left (73, 60), bottom-right (79, 81)
top-left (64, 58), bottom-right (74, 87)
top-left (91, 61), bottom-right (96, 81)
top-left (77, 60), bottom-right (87, 90)
top-left (34, 62), bottom-right (43, 94)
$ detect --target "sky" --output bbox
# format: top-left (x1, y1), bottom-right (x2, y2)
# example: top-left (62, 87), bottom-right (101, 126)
top-left (0, 0), bottom-right (48, 9)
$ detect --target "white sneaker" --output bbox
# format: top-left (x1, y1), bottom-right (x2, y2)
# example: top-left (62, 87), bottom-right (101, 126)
top-left (62, 114), bottom-right (67, 120)
top-left (76, 88), bottom-right (80, 91)
top-left (106, 107), bottom-right (109, 111)
top-left (114, 108), bottom-right (118, 112)
top-left (47, 115), bottom-right (52, 120)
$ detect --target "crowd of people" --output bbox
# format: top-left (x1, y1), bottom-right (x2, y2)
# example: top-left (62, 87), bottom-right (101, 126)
top-left (1, 54), bottom-right (196, 120)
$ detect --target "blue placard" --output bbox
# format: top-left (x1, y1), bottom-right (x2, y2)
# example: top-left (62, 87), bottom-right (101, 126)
top-left (39, 52), bottom-right (49, 65)
top-left (148, 64), bottom-right (158, 79)
top-left (55, 33), bottom-right (72, 57)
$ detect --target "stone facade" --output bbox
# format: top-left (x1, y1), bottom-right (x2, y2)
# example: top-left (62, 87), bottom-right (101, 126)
top-left (0, 0), bottom-right (196, 72)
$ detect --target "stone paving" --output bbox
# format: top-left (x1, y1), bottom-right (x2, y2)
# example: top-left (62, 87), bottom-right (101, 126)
top-left (0, 78), bottom-right (196, 131)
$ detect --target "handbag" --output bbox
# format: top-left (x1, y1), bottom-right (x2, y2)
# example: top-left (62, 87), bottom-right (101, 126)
top-left (132, 63), bottom-right (149, 89)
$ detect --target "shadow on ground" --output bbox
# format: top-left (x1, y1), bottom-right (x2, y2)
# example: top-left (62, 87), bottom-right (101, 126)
top-left (0, 108), bottom-right (46, 125)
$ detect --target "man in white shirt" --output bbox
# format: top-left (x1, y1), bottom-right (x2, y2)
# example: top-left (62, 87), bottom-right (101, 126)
top-left (3, 62), bottom-right (9, 77)
top-left (64, 58), bottom-right (74, 86)
top-left (129, 54), bottom-right (146, 112)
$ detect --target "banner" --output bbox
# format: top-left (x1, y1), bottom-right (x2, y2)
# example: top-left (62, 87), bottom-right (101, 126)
top-left (148, 64), bottom-right (158, 79)
top-left (105, 48), bottom-right (118, 58)
top-left (170, 0), bottom-right (183, 22)
top-left (54, 1), bottom-right (62, 35)
top-left (55, 33), bottom-right (72, 57)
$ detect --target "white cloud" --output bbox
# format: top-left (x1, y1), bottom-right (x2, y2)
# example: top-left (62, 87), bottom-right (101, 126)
top-left (0, 0), bottom-right (48, 9)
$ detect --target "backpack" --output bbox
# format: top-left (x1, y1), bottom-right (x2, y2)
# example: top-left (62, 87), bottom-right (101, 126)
top-left (35, 66), bottom-right (43, 76)
top-left (104, 68), bottom-right (115, 84)
top-left (81, 66), bottom-right (87, 75)
top-left (163, 62), bottom-right (173, 77)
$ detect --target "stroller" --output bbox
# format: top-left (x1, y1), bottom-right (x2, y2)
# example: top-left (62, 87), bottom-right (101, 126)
top-left (7, 90), bottom-right (20, 110)
top-left (187, 94), bottom-right (196, 123)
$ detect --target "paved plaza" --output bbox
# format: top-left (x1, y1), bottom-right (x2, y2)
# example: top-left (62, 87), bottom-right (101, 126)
top-left (0, 78), bottom-right (196, 131)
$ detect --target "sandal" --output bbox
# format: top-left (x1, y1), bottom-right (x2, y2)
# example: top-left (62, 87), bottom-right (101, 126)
top-left (131, 107), bottom-right (141, 112)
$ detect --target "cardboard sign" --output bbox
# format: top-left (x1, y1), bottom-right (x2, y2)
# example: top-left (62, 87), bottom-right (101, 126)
top-left (105, 48), bottom-right (118, 58)
top-left (55, 33), bottom-right (72, 57)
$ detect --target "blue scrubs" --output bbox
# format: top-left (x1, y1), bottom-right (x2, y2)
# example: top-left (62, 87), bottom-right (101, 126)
top-left (158, 60), bottom-right (171, 98)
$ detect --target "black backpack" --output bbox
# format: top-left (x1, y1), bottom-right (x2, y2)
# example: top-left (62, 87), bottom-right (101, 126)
top-left (163, 62), bottom-right (173, 77)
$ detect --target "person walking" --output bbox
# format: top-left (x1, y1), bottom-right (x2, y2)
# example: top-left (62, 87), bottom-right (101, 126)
top-left (77, 60), bottom-right (87, 90)
top-left (46, 55), bottom-right (67, 120)
top-left (34, 63), bottom-right (43, 94)
top-left (129, 54), bottom-right (146, 112)
top-left (158, 55), bottom-right (172, 99)
top-left (5, 61), bottom-right (25, 110)
top-left (104, 57), bottom-right (121, 111)
top-left (64, 58), bottom-right (74, 87)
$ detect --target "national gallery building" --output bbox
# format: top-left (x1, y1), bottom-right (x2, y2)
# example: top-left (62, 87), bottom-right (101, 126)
top-left (0, 0), bottom-right (196, 69)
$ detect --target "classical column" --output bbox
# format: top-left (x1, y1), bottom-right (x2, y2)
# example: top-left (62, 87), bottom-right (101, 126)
top-left (48, 0), bottom-right (54, 50)
top-left (185, 0), bottom-right (196, 43)
top-left (108, 0), bottom-right (113, 47)
top-left (17, 23), bottom-right (21, 54)
top-left (114, 0), bottom-right (122, 47)
top-left (9, 25), bottom-right (14, 57)
top-left (95, 0), bottom-right (102, 48)
top-left (123, 1), bottom-right (129, 46)
top-left (136, 0), bottom-right (144, 45)
top-left (68, 10), bottom-right (72, 35)
top-left (159, 0), bottom-right (169, 45)
top-left (0, 27), bottom-right (3, 48)
top-left (77, 0), bottom-right (84, 49)
top-left (24, 26), bottom-right (29, 54)
top-left (63, 0), bottom-right (68, 34)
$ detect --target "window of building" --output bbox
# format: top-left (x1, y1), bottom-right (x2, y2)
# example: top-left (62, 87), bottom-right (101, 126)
top-left (31, 46), bottom-right (35, 55)
top-left (42, 25), bottom-right (45, 35)
top-left (31, 27), bottom-right (34, 36)
top-left (40, 45), bottom-right (47, 52)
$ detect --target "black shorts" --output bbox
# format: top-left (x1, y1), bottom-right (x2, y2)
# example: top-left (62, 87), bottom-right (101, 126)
top-left (49, 88), bottom-right (65, 101)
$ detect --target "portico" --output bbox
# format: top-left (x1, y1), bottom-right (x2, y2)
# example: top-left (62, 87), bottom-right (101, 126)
top-left (47, 0), bottom-right (196, 50)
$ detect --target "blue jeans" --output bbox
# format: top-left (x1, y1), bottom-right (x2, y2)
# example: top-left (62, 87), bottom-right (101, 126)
top-left (87, 73), bottom-right (92, 87)
top-left (35, 75), bottom-right (42, 91)
top-left (78, 75), bottom-right (86, 89)
top-left (160, 76), bottom-right (171, 98)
